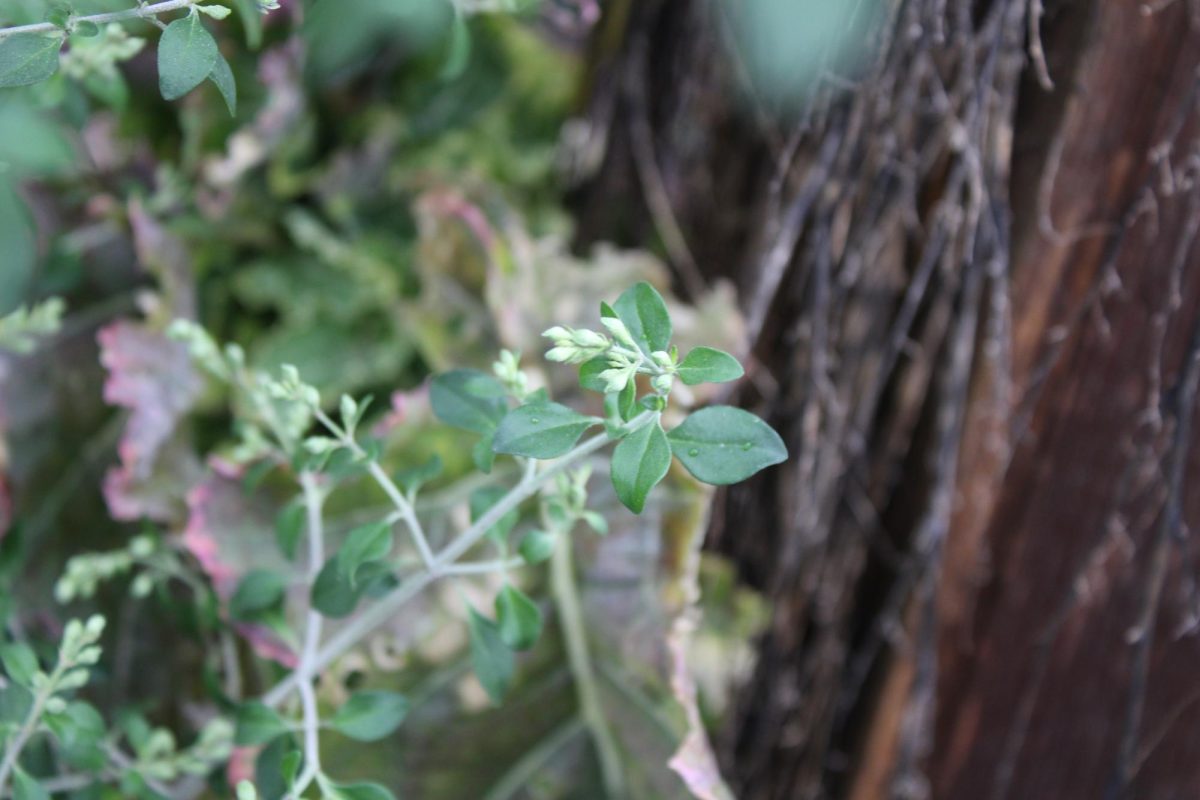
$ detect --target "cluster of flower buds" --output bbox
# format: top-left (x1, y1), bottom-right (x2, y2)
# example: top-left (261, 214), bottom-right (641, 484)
top-left (492, 349), bottom-right (529, 398)
top-left (598, 350), bottom-right (641, 393)
top-left (542, 326), bottom-right (611, 364)
top-left (35, 615), bottom-right (106, 714)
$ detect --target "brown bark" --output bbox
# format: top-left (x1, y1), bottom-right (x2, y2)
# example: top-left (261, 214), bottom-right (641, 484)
top-left (571, 0), bottom-right (1200, 798)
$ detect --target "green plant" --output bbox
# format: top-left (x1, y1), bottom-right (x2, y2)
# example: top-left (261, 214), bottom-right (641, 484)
top-left (2, 282), bottom-right (783, 798)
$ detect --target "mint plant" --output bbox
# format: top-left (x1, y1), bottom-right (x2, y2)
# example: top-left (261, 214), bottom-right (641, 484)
top-left (3, 282), bottom-right (783, 798)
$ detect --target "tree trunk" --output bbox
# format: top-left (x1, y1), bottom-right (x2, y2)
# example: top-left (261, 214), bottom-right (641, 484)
top-left (570, 0), bottom-right (1200, 797)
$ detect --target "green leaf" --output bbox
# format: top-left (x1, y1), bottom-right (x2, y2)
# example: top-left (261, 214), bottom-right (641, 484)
top-left (0, 643), bottom-right (38, 688)
top-left (0, 33), bottom-right (63, 88)
top-left (329, 691), bottom-right (408, 742)
top-left (469, 487), bottom-right (519, 545)
top-left (235, 702), bottom-right (288, 746)
top-left (12, 767), bottom-right (49, 800)
top-left (394, 454), bottom-right (443, 493)
top-left (209, 51), bottom-right (236, 115)
top-left (309, 556), bottom-right (388, 618)
top-left (604, 382), bottom-right (636, 423)
top-left (320, 781), bottom-right (396, 800)
top-left (667, 406), bottom-right (787, 485)
top-left (493, 401), bottom-right (597, 459)
top-left (467, 607), bottom-right (513, 704)
top-left (518, 529), bottom-right (556, 565)
top-left (472, 433), bottom-right (496, 474)
top-left (430, 369), bottom-right (508, 434)
top-left (276, 501), bottom-right (305, 560)
top-left (337, 521), bottom-right (393, 587)
top-left (43, 701), bottom-right (105, 770)
top-left (613, 282), bottom-right (671, 354)
top-left (579, 356), bottom-right (609, 393)
top-left (611, 419), bottom-right (671, 513)
top-left (495, 585), bottom-right (543, 651)
top-left (676, 346), bottom-right (744, 386)
top-left (280, 749), bottom-right (302, 789)
top-left (157, 11), bottom-right (218, 101)
top-left (230, 570), bottom-right (287, 620)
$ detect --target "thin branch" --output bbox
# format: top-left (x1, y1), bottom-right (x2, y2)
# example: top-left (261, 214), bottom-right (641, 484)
top-left (314, 408), bottom-right (437, 571)
top-left (289, 473), bottom-right (327, 798)
top-left (262, 416), bottom-right (647, 708)
top-left (0, 0), bottom-right (198, 39)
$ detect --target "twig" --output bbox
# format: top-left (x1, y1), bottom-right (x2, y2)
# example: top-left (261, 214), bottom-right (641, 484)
top-left (314, 408), bottom-right (437, 571)
top-left (289, 473), bottom-right (327, 798)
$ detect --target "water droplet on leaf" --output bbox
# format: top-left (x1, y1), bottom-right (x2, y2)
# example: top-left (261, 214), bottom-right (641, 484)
top-left (688, 448), bottom-right (699, 457)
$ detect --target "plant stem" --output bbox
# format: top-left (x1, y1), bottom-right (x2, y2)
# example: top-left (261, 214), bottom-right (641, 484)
top-left (288, 473), bottom-right (326, 798)
top-left (0, 660), bottom-right (68, 792)
top-left (0, 0), bottom-right (198, 39)
top-left (262, 416), bottom-right (649, 709)
top-left (551, 531), bottom-right (626, 798)
top-left (314, 408), bottom-right (436, 571)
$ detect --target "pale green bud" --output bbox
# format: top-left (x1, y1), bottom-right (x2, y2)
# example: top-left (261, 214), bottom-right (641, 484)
top-left (600, 318), bottom-right (637, 349)
top-left (652, 374), bottom-right (674, 394)
top-left (44, 696), bottom-right (67, 715)
top-left (129, 535), bottom-right (155, 558)
top-left (651, 350), bottom-right (674, 369)
top-left (131, 573), bottom-right (154, 598)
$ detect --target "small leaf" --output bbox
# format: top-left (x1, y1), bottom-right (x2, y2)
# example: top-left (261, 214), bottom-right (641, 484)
top-left (603, 382), bottom-right (636, 423)
top-left (394, 454), bottom-right (443, 494)
top-left (320, 781), bottom-right (396, 800)
top-left (72, 20), bottom-right (99, 37)
top-left (472, 433), bottom-right (496, 474)
top-left (208, 51), bottom-right (236, 115)
top-left (196, 4), bottom-right (233, 19)
top-left (613, 282), bottom-right (672, 354)
top-left (667, 406), bottom-right (787, 485)
top-left (495, 585), bottom-right (543, 651)
top-left (0, 33), bottom-right (63, 88)
top-left (279, 749), bottom-right (302, 789)
top-left (611, 420), bottom-right (671, 513)
top-left (467, 607), bottom-right (514, 704)
top-left (579, 356), bottom-right (609, 393)
top-left (230, 570), bottom-right (287, 620)
top-left (0, 643), bottom-right (38, 688)
top-left (44, 701), bottom-right (105, 770)
top-left (676, 346), bottom-right (744, 386)
top-left (337, 521), bottom-right (393, 587)
top-left (518, 529), bottom-right (556, 565)
top-left (235, 702), bottom-right (288, 746)
top-left (469, 487), bottom-right (519, 545)
top-left (311, 556), bottom-right (362, 618)
top-left (157, 11), bottom-right (218, 100)
top-left (12, 767), bottom-right (49, 800)
top-left (330, 691), bottom-right (409, 742)
top-left (275, 501), bottom-right (305, 560)
top-left (493, 401), bottom-right (597, 459)
top-left (430, 369), bottom-right (508, 434)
